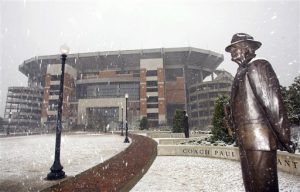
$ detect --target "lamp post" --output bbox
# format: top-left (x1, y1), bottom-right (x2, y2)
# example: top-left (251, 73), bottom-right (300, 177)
top-left (7, 111), bottom-right (12, 135)
top-left (121, 106), bottom-right (124, 136)
top-left (105, 110), bottom-right (108, 133)
top-left (124, 93), bottom-right (130, 143)
top-left (46, 44), bottom-right (69, 180)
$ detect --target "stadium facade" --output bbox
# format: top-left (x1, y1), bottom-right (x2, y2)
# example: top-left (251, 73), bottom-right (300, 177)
top-left (3, 87), bottom-right (43, 133)
top-left (189, 70), bottom-right (234, 130)
top-left (4, 47), bottom-right (225, 132)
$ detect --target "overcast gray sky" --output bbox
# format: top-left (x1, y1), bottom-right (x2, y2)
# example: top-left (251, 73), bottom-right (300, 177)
top-left (0, 0), bottom-right (299, 116)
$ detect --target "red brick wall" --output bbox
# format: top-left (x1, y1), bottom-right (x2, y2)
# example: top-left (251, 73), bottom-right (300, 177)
top-left (157, 68), bottom-right (164, 82)
top-left (166, 77), bottom-right (185, 104)
top-left (140, 69), bottom-right (146, 82)
top-left (158, 84), bottom-right (165, 98)
top-left (158, 99), bottom-right (166, 114)
top-left (157, 68), bottom-right (166, 115)
top-left (140, 69), bottom-right (147, 116)
top-left (41, 73), bottom-right (74, 119)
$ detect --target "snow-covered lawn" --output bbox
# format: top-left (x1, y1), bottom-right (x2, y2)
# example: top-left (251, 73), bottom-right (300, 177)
top-left (0, 133), bottom-right (129, 192)
top-left (132, 156), bottom-right (300, 192)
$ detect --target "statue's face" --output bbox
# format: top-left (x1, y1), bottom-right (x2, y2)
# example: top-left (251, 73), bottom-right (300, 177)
top-left (230, 45), bottom-right (247, 65)
top-left (230, 42), bottom-right (254, 66)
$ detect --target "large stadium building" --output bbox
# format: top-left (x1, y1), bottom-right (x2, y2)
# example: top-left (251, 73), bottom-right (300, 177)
top-left (189, 70), bottom-right (234, 130)
top-left (8, 47), bottom-right (224, 131)
top-left (3, 87), bottom-right (43, 133)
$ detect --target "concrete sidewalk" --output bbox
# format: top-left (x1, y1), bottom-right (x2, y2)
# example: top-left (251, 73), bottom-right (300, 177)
top-left (132, 156), bottom-right (300, 192)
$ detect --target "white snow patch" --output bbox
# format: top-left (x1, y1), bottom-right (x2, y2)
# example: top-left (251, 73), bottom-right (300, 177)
top-left (132, 156), bottom-right (300, 192)
top-left (0, 134), bottom-right (128, 191)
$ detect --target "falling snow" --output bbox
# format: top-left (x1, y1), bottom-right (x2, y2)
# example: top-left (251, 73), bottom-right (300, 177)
top-left (271, 15), bottom-right (277, 20)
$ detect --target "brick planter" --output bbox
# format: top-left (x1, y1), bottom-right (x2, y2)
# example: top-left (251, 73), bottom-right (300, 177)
top-left (42, 134), bottom-right (157, 192)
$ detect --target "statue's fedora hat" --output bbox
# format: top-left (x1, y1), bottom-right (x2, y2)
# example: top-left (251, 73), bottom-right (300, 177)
top-left (225, 33), bottom-right (261, 52)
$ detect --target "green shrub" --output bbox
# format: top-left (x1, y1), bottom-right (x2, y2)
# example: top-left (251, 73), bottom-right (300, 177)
top-left (172, 110), bottom-right (184, 133)
top-left (140, 117), bottom-right (149, 130)
top-left (211, 95), bottom-right (233, 144)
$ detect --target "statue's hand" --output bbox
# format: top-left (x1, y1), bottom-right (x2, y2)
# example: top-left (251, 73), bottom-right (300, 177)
top-left (287, 141), bottom-right (296, 154)
top-left (223, 104), bottom-right (234, 138)
top-left (278, 141), bottom-right (296, 153)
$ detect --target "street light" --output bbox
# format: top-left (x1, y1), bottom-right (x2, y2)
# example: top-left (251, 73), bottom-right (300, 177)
top-left (124, 93), bottom-right (130, 143)
top-left (7, 111), bottom-right (12, 135)
top-left (46, 44), bottom-right (69, 180)
top-left (121, 106), bottom-right (124, 136)
top-left (105, 110), bottom-right (108, 133)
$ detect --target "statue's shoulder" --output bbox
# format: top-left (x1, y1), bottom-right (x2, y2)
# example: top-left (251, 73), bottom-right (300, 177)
top-left (248, 58), bottom-right (271, 70)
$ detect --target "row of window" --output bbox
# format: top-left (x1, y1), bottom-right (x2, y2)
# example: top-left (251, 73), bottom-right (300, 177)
top-left (50, 84), bottom-right (60, 89)
top-left (147, 104), bottom-right (158, 108)
top-left (7, 98), bottom-right (43, 103)
top-left (48, 100), bottom-right (58, 111)
top-left (77, 83), bottom-right (140, 99)
top-left (86, 88), bottom-right (139, 100)
top-left (12, 115), bottom-right (40, 120)
top-left (5, 103), bottom-right (42, 109)
top-left (190, 92), bottom-right (229, 101)
top-left (51, 75), bottom-right (61, 81)
top-left (7, 94), bottom-right (43, 99)
top-left (189, 83), bottom-right (231, 93)
top-left (147, 113), bottom-right (158, 119)
top-left (49, 90), bottom-right (60, 96)
top-left (147, 96), bottom-right (158, 102)
top-left (190, 101), bottom-right (215, 110)
top-left (147, 88), bottom-right (158, 92)
top-left (146, 96), bottom-right (158, 108)
top-left (146, 81), bottom-right (158, 87)
top-left (87, 107), bottom-right (119, 122)
top-left (88, 83), bottom-right (139, 89)
top-left (146, 70), bottom-right (157, 76)
top-left (10, 109), bottom-right (41, 114)
top-left (191, 111), bottom-right (214, 118)
top-left (47, 115), bottom-right (57, 122)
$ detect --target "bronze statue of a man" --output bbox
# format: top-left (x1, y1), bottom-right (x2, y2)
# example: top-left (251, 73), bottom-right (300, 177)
top-left (225, 33), bottom-right (295, 192)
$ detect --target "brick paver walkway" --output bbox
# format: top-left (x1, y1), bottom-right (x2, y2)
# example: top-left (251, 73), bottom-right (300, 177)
top-left (42, 134), bottom-right (157, 192)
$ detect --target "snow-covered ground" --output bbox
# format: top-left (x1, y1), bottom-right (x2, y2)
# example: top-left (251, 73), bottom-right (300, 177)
top-left (1, 134), bottom-right (299, 192)
top-left (0, 133), bottom-right (129, 192)
top-left (132, 156), bottom-right (300, 192)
